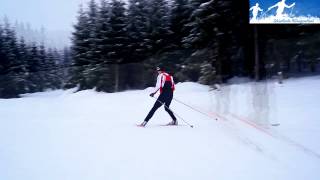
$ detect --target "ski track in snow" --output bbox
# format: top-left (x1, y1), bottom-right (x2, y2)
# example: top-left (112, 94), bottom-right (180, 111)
top-left (171, 97), bottom-right (276, 160)
top-left (175, 79), bottom-right (320, 176)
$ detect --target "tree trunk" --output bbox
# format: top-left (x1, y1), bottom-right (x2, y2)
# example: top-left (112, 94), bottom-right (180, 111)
top-left (114, 64), bottom-right (119, 92)
top-left (310, 60), bottom-right (316, 72)
top-left (254, 25), bottom-right (259, 81)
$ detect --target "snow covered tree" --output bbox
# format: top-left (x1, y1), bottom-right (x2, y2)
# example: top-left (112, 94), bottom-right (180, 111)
top-left (15, 38), bottom-right (29, 93)
top-left (83, 0), bottom-right (101, 89)
top-left (0, 22), bottom-right (26, 97)
top-left (181, 0), bottom-right (249, 84)
top-left (170, 0), bottom-right (191, 49)
top-left (68, 4), bottom-right (91, 90)
top-left (183, 0), bottom-right (218, 49)
top-left (61, 47), bottom-right (72, 87)
top-left (96, 0), bottom-right (111, 63)
top-left (116, 0), bottom-right (152, 90)
top-left (0, 20), bottom-right (76, 97)
top-left (127, 0), bottom-right (151, 62)
top-left (0, 20), bottom-right (63, 97)
top-left (147, 0), bottom-right (172, 53)
top-left (38, 43), bottom-right (48, 89)
top-left (44, 48), bottom-right (62, 90)
top-left (141, 0), bottom-right (176, 84)
top-left (92, 0), bottom-right (113, 92)
top-left (107, 0), bottom-right (128, 63)
top-left (86, 0), bottom-right (100, 63)
top-left (27, 43), bottom-right (43, 92)
top-left (0, 24), bottom-right (13, 97)
top-left (106, 0), bottom-right (129, 92)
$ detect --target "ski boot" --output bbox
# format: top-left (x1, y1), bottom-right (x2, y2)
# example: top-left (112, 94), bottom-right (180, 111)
top-left (166, 120), bottom-right (178, 126)
top-left (137, 121), bottom-right (147, 127)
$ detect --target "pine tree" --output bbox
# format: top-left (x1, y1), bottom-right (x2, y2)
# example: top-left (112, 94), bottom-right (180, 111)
top-left (170, 0), bottom-right (191, 49)
top-left (108, 0), bottom-right (128, 63)
top-left (122, 0), bottom-right (153, 90)
top-left (51, 48), bottom-right (63, 89)
top-left (142, 0), bottom-right (175, 85)
top-left (147, 0), bottom-right (172, 53)
top-left (61, 47), bottom-right (72, 87)
top-left (87, 0), bottom-right (100, 63)
top-left (183, 0), bottom-right (217, 49)
top-left (3, 22), bottom-right (18, 71)
top-left (16, 38), bottom-right (29, 93)
top-left (96, 0), bottom-right (111, 63)
top-left (127, 0), bottom-right (151, 61)
top-left (82, 0), bottom-right (101, 90)
top-left (43, 48), bottom-right (57, 89)
top-left (175, 1), bottom-right (212, 83)
top-left (38, 43), bottom-right (48, 89)
top-left (0, 22), bottom-right (22, 97)
top-left (0, 21), bottom-right (33, 97)
top-left (107, 0), bottom-right (129, 92)
top-left (68, 4), bottom-right (91, 90)
top-left (0, 25), bottom-right (5, 76)
top-left (0, 24), bottom-right (8, 97)
top-left (181, 0), bottom-right (249, 84)
top-left (0, 20), bottom-right (71, 97)
top-left (94, 0), bottom-right (113, 92)
top-left (27, 43), bottom-right (44, 92)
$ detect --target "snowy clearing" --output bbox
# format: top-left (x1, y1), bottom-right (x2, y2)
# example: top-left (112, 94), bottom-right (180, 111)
top-left (1, 76), bottom-right (320, 180)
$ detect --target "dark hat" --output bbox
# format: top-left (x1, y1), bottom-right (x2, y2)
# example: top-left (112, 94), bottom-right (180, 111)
top-left (156, 66), bottom-right (163, 71)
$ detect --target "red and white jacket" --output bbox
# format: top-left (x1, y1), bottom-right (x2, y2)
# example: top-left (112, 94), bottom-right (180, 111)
top-left (153, 72), bottom-right (175, 94)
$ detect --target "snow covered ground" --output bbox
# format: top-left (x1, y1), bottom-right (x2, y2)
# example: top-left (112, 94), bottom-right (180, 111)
top-left (1, 76), bottom-right (320, 180)
top-left (250, 14), bottom-right (320, 24)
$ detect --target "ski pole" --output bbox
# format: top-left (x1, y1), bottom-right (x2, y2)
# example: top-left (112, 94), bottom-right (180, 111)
top-left (290, 5), bottom-right (294, 17)
top-left (173, 98), bottom-right (218, 121)
top-left (151, 96), bottom-right (194, 128)
top-left (262, 9), bottom-right (270, 19)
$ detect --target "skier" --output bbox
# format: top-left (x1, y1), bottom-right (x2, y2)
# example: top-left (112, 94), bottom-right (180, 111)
top-left (250, 3), bottom-right (263, 21)
top-left (268, 0), bottom-right (295, 18)
top-left (138, 66), bottom-right (177, 127)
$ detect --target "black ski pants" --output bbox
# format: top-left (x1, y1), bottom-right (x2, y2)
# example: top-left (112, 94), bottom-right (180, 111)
top-left (144, 90), bottom-right (177, 122)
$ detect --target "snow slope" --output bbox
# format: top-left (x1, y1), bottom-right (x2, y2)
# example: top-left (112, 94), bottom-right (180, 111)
top-left (1, 76), bottom-right (320, 180)
top-left (250, 14), bottom-right (320, 24)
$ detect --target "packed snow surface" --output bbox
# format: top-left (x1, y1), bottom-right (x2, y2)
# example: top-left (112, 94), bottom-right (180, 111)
top-left (250, 14), bottom-right (320, 24)
top-left (1, 76), bottom-right (320, 180)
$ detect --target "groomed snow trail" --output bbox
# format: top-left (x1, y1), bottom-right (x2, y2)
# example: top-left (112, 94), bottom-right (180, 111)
top-left (1, 77), bottom-right (320, 180)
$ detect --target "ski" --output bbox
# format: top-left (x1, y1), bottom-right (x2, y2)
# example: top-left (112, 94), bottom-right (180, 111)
top-left (136, 124), bottom-right (145, 128)
top-left (159, 124), bottom-right (179, 127)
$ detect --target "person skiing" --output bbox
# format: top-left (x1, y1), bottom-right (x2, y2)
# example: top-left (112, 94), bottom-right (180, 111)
top-left (250, 3), bottom-right (263, 21)
top-left (138, 66), bottom-right (177, 127)
top-left (268, 0), bottom-right (295, 18)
